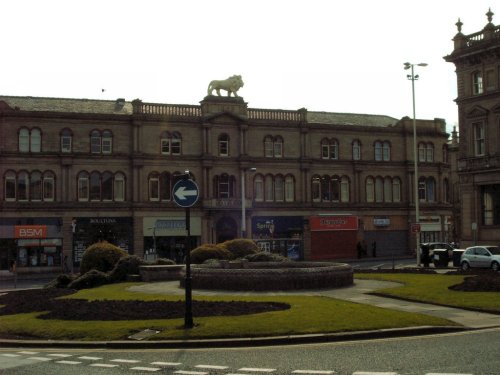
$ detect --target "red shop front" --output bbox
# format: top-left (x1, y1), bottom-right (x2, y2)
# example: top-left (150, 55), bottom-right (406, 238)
top-left (310, 215), bottom-right (359, 260)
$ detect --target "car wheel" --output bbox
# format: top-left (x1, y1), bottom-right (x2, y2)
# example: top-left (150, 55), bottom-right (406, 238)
top-left (492, 262), bottom-right (499, 272)
top-left (461, 261), bottom-right (470, 271)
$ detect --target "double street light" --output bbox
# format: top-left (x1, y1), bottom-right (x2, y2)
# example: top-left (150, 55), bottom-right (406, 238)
top-left (404, 62), bottom-right (427, 267)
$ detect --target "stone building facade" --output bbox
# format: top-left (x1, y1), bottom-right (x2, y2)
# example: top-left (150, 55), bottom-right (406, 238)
top-left (444, 9), bottom-right (500, 247)
top-left (0, 93), bottom-right (453, 273)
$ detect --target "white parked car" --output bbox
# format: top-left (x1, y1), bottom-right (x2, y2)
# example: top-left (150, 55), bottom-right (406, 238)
top-left (460, 246), bottom-right (500, 272)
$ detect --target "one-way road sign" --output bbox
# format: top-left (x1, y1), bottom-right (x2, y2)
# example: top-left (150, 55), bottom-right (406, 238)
top-left (173, 179), bottom-right (199, 208)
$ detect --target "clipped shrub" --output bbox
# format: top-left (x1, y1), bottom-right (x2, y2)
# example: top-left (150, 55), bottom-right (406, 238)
top-left (190, 243), bottom-right (232, 264)
top-left (44, 273), bottom-right (78, 289)
top-left (153, 258), bottom-right (177, 265)
top-left (80, 241), bottom-right (127, 274)
top-left (108, 255), bottom-right (144, 282)
top-left (220, 238), bottom-right (259, 259)
top-left (245, 251), bottom-right (291, 262)
top-left (68, 269), bottom-right (110, 290)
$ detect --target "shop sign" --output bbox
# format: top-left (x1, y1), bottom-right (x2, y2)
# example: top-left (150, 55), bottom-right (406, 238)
top-left (14, 225), bottom-right (47, 239)
top-left (373, 217), bottom-right (390, 227)
top-left (310, 215), bottom-right (358, 231)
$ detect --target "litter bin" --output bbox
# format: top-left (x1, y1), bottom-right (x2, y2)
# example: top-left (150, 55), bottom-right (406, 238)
top-left (432, 249), bottom-right (449, 267)
top-left (452, 249), bottom-right (465, 267)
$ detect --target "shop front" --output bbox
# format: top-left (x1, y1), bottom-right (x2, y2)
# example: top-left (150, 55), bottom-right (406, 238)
top-left (363, 216), bottom-right (408, 257)
top-left (0, 218), bottom-right (63, 273)
top-left (72, 217), bottom-right (133, 268)
top-left (143, 216), bottom-right (201, 263)
top-left (419, 215), bottom-right (444, 243)
top-left (310, 215), bottom-right (359, 260)
top-left (251, 216), bottom-right (304, 260)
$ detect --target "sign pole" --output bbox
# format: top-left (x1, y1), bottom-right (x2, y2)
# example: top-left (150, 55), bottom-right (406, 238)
top-left (184, 206), bottom-right (193, 329)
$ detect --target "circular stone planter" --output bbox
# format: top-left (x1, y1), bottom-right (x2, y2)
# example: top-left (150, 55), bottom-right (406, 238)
top-left (183, 261), bottom-right (353, 291)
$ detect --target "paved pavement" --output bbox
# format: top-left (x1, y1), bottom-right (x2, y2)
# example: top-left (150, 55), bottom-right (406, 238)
top-left (1, 266), bottom-right (499, 348)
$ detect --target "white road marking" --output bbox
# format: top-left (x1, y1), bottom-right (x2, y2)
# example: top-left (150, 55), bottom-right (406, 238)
top-left (110, 358), bottom-right (141, 363)
top-left (1, 354), bottom-right (21, 357)
top-left (425, 373), bottom-right (474, 375)
top-left (292, 371), bottom-right (335, 374)
top-left (55, 360), bottom-right (82, 365)
top-left (78, 356), bottom-right (102, 360)
top-left (90, 363), bottom-right (119, 368)
top-left (27, 357), bottom-right (52, 361)
top-left (196, 365), bottom-right (230, 370)
top-left (131, 367), bottom-right (161, 372)
top-left (353, 373), bottom-right (398, 375)
top-left (17, 351), bottom-right (39, 355)
top-left (152, 361), bottom-right (182, 366)
top-left (238, 368), bottom-right (276, 373)
top-left (174, 371), bottom-right (208, 375)
top-left (47, 353), bottom-right (73, 358)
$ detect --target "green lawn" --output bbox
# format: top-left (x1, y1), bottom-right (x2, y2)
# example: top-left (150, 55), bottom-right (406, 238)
top-left (354, 273), bottom-right (500, 313)
top-left (0, 281), bottom-right (456, 341)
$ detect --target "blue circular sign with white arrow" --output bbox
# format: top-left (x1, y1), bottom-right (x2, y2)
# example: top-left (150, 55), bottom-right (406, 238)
top-left (172, 179), bottom-right (200, 208)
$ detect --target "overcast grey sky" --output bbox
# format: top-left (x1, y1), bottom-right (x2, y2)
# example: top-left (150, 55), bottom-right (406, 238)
top-left (1, 0), bottom-right (496, 131)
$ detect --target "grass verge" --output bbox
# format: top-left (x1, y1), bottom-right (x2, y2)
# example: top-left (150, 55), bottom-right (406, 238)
top-left (0, 282), bottom-right (456, 341)
top-left (354, 273), bottom-right (500, 313)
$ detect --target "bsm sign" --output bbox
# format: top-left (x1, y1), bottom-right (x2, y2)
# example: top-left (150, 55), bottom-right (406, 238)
top-left (14, 225), bottom-right (47, 239)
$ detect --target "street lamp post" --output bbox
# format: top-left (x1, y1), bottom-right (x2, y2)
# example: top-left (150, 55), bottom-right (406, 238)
top-left (404, 62), bottom-right (427, 267)
top-left (241, 167), bottom-right (256, 238)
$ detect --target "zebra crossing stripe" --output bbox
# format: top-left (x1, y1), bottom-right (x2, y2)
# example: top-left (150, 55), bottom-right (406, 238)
top-left (78, 356), bottom-right (102, 360)
top-left (48, 354), bottom-right (73, 358)
top-left (17, 351), bottom-right (38, 355)
top-left (238, 368), bottom-right (276, 373)
top-left (151, 361), bottom-right (182, 366)
top-left (90, 363), bottom-right (119, 368)
top-left (55, 360), bottom-right (82, 365)
top-left (174, 371), bottom-right (208, 375)
top-left (1, 354), bottom-right (21, 357)
top-left (110, 358), bottom-right (141, 363)
top-left (292, 371), bottom-right (335, 374)
top-left (131, 367), bottom-right (161, 372)
top-left (353, 372), bottom-right (398, 375)
top-left (196, 365), bottom-right (230, 370)
top-left (27, 357), bottom-right (52, 361)
top-left (425, 373), bottom-right (474, 375)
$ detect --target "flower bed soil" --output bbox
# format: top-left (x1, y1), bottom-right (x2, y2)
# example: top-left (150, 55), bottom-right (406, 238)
top-left (0, 288), bottom-right (289, 321)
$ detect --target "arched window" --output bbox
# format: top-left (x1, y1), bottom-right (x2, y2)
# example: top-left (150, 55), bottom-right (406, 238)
top-left (171, 132), bottom-right (182, 155)
top-left (30, 128), bottom-right (41, 153)
top-left (426, 143), bottom-right (434, 162)
top-left (218, 134), bottom-right (229, 156)
top-left (149, 172), bottom-right (160, 201)
top-left (321, 175), bottom-right (331, 201)
top-left (18, 128), bottom-right (41, 153)
top-left (418, 176), bottom-right (436, 202)
top-left (42, 171), bottom-right (55, 201)
top-left (4, 171), bottom-right (16, 201)
top-left (78, 172), bottom-right (90, 201)
top-left (274, 136), bottom-right (283, 158)
top-left (60, 128), bottom-right (72, 153)
top-left (90, 130), bottom-right (101, 153)
top-left (285, 175), bottom-right (294, 202)
top-left (102, 130), bottom-right (112, 154)
top-left (275, 175), bottom-right (284, 202)
top-left (382, 141), bottom-right (391, 161)
top-left (418, 142), bottom-right (426, 162)
top-left (18, 171), bottom-right (29, 201)
top-left (30, 171), bottom-right (42, 201)
top-left (352, 140), bottom-right (361, 161)
top-left (19, 128), bottom-right (30, 152)
top-left (254, 174), bottom-right (264, 202)
top-left (392, 178), bottom-right (401, 202)
top-left (331, 175), bottom-right (340, 202)
top-left (383, 177), bottom-right (392, 202)
top-left (114, 172), bottom-right (125, 201)
top-left (340, 176), bottom-right (350, 202)
top-left (374, 141), bottom-right (383, 161)
top-left (161, 132), bottom-right (182, 155)
top-left (101, 172), bottom-right (113, 201)
top-left (90, 172), bottom-right (101, 201)
top-left (366, 177), bottom-right (374, 202)
top-left (375, 177), bottom-right (384, 202)
top-left (265, 175), bottom-right (274, 202)
top-left (264, 136), bottom-right (283, 158)
top-left (312, 175), bottom-right (321, 202)
top-left (160, 172), bottom-right (172, 201)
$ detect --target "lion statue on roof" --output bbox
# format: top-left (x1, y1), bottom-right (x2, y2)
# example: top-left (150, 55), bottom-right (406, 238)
top-left (207, 75), bottom-right (244, 97)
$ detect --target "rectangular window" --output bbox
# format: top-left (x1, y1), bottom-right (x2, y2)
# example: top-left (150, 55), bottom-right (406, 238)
top-left (486, 69), bottom-right (495, 91)
top-left (219, 180), bottom-right (229, 198)
top-left (219, 141), bottom-right (228, 156)
top-left (312, 180), bottom-right (321, 202)
top-left (374, 144), bottom-right (382, 161)
top-left (472, 71), bottom-right (483, 95)
top-left (274, 142), bottom-right (283, 158)
top-left (285, 178), bottom-right (294, 202)
top-left (353, 143), bottom-right (361, 160)
top-left (61, 136), bottom-right (72, 153)
top-left (102, 138), bottom-right (112, 154)
top-left (161, 139), bottom-right (170, 154)
top-left (482, 184), bottom-right (500, 225)
top-left (340, 179), bottom-right (349, 202)
top-left (321, 145), bottom-right (329, 159)
top-left (264, 140), bottom-right (273, 158)
top-left (114, 178), bottom-right (124, 201)
top-left (255, 179), bottom-right (264, 202)
top-left (426, 146), bottom-right (434, 162)
top-left (171, 139), bottom-right (181, 155)
top-left (473, 122), bottom-right (485, 156)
